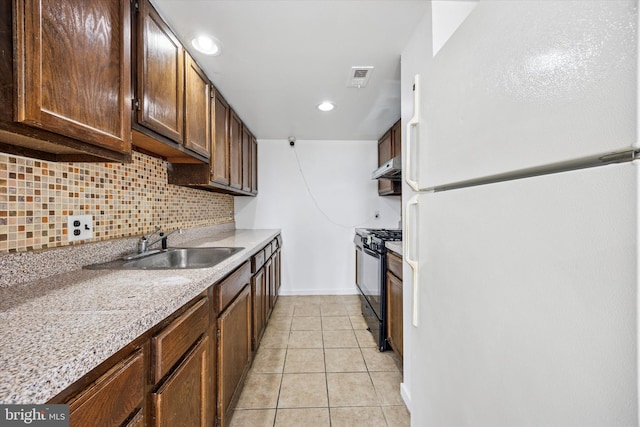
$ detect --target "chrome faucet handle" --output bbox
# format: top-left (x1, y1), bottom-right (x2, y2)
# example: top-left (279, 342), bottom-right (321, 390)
top-left (137, 226), bottom-right (161, 253)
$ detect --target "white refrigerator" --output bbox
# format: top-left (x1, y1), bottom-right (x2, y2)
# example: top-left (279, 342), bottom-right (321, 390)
top-left (403, 1), bottom-right (639, 426)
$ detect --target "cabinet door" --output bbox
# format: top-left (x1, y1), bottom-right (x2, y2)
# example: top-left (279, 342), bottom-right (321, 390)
top-left (274, 250), bottom-right (281, 301)
top-left (266, 257), bottom-right (275, 316)
top-left (152, 336), bottom-right (211, 427)
top-left (251, 268), bottom-right (266, 350)
top-left (68, 349), bottom-right (145, 427)
top-left (218, 285), bottom-right (252, 426)
top-left (151, 297), bottom-right (209, 384)
top-left (137, 0), bottom-right (184, 143)
top-left (386, 273), bottom-right (403, 359)
top-left (377, 131), bottom-right (394, 195)
top-left (14, 0), bottom-right (131, 153)
top-left (391, 120), bottom-right (402, 159)
top-left (251, 134), bottom-right (258, 194)
top-left (211, 91), bottom-right (230, 185)
top-left (184, 54), bottom-right (210, 158)
top-left (229, 110), bottom-right (243, 190)
top-left (242, 126), bottom-right (251, 192)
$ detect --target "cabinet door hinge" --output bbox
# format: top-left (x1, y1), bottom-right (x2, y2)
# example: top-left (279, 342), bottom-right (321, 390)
top-left (215, 416), bottom-right (221, 427)
top-left (216, 329), bottom-right (221, 339)
top-left (132, 98), bottom-right (141, 111)
top-left (132, 0), bottom-right (140, 12)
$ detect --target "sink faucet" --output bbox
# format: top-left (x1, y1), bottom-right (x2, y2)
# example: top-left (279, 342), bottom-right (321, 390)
top-left (138, 227), bottom-right (184, 254)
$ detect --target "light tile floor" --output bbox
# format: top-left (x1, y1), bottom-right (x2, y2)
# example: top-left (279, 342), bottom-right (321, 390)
top-left (230, 295), bottom-right (410, 427)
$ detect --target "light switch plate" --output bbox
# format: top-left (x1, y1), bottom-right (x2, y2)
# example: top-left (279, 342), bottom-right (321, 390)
top-left (67, 215), bottom-right (93, 242)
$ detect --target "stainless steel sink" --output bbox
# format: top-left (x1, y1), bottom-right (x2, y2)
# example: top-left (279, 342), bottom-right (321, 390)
top-left (85, 247), bottom-right (244, 270)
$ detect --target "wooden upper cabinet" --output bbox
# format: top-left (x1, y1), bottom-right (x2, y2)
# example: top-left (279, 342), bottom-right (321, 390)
top-left (250, 134), bottom-right (258, 194)
top-left (211, 90), bottom-right (230, 186)
top-left (391, 120), bottom-right (401, 159)
top-left (137, 0), bottom-right (184, 143)
top-left (184, 54), bottom-right (210, 158)
top-left (6, 0), bottom-right (131, 159)
top-left (378, 130), bottom-right (393, 164)
top-left (229, 110), bottom-right (243, 190)
top-left (378, 130), bottom-right (394, 195)
top-left (241, 126), bottom-right (251, 192)
top-left (378, 119), bottom-right (401, 196)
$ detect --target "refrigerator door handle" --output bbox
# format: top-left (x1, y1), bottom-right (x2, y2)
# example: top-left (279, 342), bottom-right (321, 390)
top-left (405, 195), bottom-right (420, 326)
top-left (405, 74), bottom-right (421, 192)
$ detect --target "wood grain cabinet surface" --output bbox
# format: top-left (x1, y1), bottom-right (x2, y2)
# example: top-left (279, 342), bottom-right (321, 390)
top-left (378, 119), bottom-right (402, 196)
top-left (252, 266), bottom-right (267, 350)
top-left (250, 134), bottom-right (258, 194)
top-left (151, 336), bottom-right (211, 427)
top-left (217, 285), bottom-right (252, 427)
top-left (211, 90), bottom-right (231, 186)
top-left (133, 0), bottom-right (212, 164)
top-left (68, 349), bottom-right (145, 427)
top-left (151, 297), bottom-right (209, 384)
top-left (136, 0), bottom-right (184, 144)
top-left (241, 126), bottom-right (251, 192)
top-left (0, 0), bottom-right (132, 162)
top-left (228, 110), bottom-right (243, 190)
top-left (386, 251), bottom-right (403, 360)
top-left (184, 54), bottom-right (211, 158)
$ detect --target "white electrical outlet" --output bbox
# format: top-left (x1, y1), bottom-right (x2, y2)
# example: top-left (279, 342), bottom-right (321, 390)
top-left (67, 215), bottom-right (93, 242)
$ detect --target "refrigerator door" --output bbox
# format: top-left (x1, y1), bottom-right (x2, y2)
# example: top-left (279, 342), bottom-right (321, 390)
top-left (407, 0), bottom-right (638, 190)
top-left (410, 162), bottom-right (638, 426)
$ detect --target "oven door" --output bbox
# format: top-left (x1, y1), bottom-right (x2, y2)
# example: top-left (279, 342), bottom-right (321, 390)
top-left (360, 246), bottom-right (383, 319)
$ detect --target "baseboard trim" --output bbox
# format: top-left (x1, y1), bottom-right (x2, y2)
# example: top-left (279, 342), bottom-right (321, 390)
top-left (400, 382), bottom-right (411, 413)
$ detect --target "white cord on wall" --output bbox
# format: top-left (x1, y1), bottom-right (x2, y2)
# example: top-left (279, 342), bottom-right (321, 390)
top-left (291, 142), bottom-right (376, 229)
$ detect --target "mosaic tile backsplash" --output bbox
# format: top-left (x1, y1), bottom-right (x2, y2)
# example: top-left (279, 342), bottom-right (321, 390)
top-left (0, 151), bottom-right (234, 253)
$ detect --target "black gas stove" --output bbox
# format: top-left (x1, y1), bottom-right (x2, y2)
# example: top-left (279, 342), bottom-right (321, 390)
top-left (357, 228), bottom-right (402, 253)
top-left (354, 228), bottom-right (402, 351)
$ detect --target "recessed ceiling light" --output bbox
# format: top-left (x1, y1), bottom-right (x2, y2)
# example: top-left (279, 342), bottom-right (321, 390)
top-left (191, 35), bottom-right (222, 56)
top-left (317, 101), bottom-right (334, 112)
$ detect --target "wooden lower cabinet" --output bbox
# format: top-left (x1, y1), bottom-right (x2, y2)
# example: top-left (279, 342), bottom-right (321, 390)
top-left (151, 336), bottom-right (211, 427)
top-left (386, 251), bottom-right (403, 360)
top-left (68, 349), bottom-right (145, 427)
top-left (252, 267), bottom-right (267, 349)
top-left (264, 257), bottom-right (273, 319)
top-left (125, 409), bottom-right (145, 427)
top-left (217, 285), bottom-right (252, 427)
top-left (53, 235), bottom-right (283, 427)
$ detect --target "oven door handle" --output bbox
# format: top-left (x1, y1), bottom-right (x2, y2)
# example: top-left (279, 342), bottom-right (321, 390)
top-left (362, 247), bottom-right (380, 258)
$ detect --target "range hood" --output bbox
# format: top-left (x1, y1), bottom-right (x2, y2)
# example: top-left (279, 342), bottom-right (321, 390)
top-left (371, 156), bottom-right (402, 180)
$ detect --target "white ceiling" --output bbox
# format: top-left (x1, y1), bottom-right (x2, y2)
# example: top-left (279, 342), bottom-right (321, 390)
top-left (151, 0), bottom-right (429, 141)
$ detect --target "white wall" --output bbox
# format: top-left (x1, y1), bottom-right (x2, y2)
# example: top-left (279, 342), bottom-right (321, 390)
top-left (235, 139), bottom-right (401, 295)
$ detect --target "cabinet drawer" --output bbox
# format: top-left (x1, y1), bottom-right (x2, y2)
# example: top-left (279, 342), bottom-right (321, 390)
top-left (387, 252), bottom-right (403, 280)
top-left (69, 349), bottom-right (144, 427)
top-left (152, 335), bottom-right (210, 427)
top-left (264, 242), bottom-right (273, 260)
top-left (152, 297), bottom-right (209, 383)
top-left (216, 261), bottom-right (252, 312)
top-left (251, 250), bottom-right (265, 273)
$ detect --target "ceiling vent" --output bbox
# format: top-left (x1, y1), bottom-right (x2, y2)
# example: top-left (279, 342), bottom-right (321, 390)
top-left (347, 66), bottom-right (374, 88)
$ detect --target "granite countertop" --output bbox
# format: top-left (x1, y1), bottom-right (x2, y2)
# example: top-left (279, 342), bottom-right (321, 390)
top-left (0, 228), bottom-right (280, 404)
top-left (386, 241), bottom-right (403, 256)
